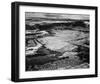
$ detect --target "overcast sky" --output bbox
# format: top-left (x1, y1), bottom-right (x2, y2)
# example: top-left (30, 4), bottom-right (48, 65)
top-left (25, 12), bottom-right (89, 20)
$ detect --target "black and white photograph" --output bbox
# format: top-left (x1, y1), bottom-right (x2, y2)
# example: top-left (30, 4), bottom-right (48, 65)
top-left (25, 12), bottom-right (90, 71)
top-left (11, 2), bottom-right (97, 82)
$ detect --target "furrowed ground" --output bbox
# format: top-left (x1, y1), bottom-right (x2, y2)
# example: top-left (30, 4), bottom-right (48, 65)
top-left (25, 21), bottom-right (89, 71)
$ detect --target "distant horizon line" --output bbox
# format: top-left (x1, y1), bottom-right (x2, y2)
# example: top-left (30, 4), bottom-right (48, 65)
top-left (26, 17), bottom-right (89, 21)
